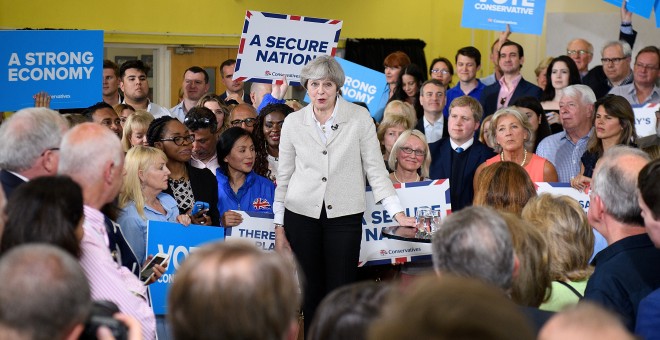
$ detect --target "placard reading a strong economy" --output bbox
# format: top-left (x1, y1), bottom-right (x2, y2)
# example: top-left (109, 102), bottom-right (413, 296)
top-left (233, 10), bottom-right (342, 86)
top-left (0, 30), bottom-right (103, 111)
top-left (461, 0), bottom-right (547, 35)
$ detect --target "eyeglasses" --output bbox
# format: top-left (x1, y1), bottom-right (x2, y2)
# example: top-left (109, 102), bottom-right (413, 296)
top-left (431, 69), bottom-right (451, 75)
top-left (230, 118), bottom-right (257, 127)
top-left (184, 116), bottom-right (212, 126)
top-left (635, 63), bottom-right (659, 71)
top-left (400, 147), bottom-right (425, 157)
top-left (601, 57), bottom-right (627, 65)
top-left (567, 50), bottom-right (592, 56)
top-left (159, 135), bottom-right (195, 146)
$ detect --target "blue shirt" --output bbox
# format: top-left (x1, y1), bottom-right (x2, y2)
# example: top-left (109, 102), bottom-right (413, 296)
top-left (442, 81), bottom-right (486, 118)
top-left (536, 129), bottom-right (592, 182)
top-left (636, 288), bottom-right (660, 340)
top-left (584, 234), bottom-right (660, 331)
top-left (117, 193), bottom-right (179, 262)
top-left (373, 84), bottom-right (390, 123)
top-left (216, 170), bottom-right (275, 225)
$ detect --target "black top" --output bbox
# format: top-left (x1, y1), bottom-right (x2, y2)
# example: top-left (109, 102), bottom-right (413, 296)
top-left (164, 163), bottom-right (220, 226)
top-left (0, 169), bottom-right (26, 199)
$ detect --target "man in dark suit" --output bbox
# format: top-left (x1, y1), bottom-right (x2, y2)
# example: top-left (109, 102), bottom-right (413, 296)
top-left (218, 59), bottom-right (252, 105)
top-left (429, 96), bottom-right (494, 211)
top-left (415, 79), bottom-right (448, 143)
top-left (0, 107), bottom-right (67, 198)
top-left (479, 41), bottom-right (542, 118)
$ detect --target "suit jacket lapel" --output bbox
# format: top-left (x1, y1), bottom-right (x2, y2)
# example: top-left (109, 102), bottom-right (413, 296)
top-left (326, 97), bottom-right (349, 146)
top-left (301, 105), bottom-right (326, 147)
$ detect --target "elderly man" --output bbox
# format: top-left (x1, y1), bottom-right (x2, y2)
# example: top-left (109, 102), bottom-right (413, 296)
top-left (228, 103), bottom-right (258, 133)
top-left (58, 123), bottom-right (156, 339)
top-left (184, 106), bottom-right (219, 174)
top-left (170, 66), bottom-right (210, 122)
top-left (218, 59), bottom-right (252, 105)
top-left (0, 245), bottom-right (92, 340)
top-left (432, 206), bottom-right (553, 334)
top-left (609, 46), bottom-right (660, 105)
top-left (415, 79), bottom-right (448, 143)
top-left (584, 146), bottom-right (660, 331)
top-left (119, 59), bottom-right (171, 118)
top-left (0, 107), bottom-right (67, 198)
top-left (566, 38), bottom-right (594, 79)
top-left (582, 41), bottom-right (634, 99)
top-left (479, 41), bottom-right (542, 118)
top-left (169, 241), bottom-right (300, 340)
top-left (83, 101), bottom-right (122, 138)
top-left (537, 85), bottom-right (596, 182)
top-left (102, 59), bottom-right (122, 106)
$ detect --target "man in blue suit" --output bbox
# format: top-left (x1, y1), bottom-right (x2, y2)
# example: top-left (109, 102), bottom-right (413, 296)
top-left (429, 96), bottom-right (495, 211)
top-left (479, 41), bottom-right (542, 119)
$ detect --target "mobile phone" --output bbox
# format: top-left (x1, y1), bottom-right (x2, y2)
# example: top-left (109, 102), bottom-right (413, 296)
top-left (191, 201), bottom-right (210, 216)
top-left (139, 253), bottom-right (169, 284)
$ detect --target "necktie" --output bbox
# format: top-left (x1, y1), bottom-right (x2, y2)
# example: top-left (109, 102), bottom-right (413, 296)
top-left (455, 147), bottom-right (464, 153)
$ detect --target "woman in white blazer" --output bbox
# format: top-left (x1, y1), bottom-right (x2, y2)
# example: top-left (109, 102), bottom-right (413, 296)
top-left (273, 56), bottom-right (415, 332)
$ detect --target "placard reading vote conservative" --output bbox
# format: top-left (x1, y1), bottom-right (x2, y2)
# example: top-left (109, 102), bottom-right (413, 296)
top-left (0, 30), bottom-right (103, 111)
top-left (603, 0), bottom-right (655, 19)
top-left (304, 57), bottom-right (386, 115)
top-left (462, 0), bottom-right (547, 35)
top-left (233, 10), bottom-right (342, 85)
top-left (146, 221), bottom-right (225, 315)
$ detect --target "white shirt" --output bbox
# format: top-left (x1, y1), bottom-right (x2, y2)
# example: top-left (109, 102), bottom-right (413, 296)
top-left (450, 138), bottom-right (474, 152)
top-left (423, 115), bottom-right (444, 143)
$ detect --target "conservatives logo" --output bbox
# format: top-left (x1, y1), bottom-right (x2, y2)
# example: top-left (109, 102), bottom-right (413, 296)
top-left (264, 70), bottom-right (272, 76)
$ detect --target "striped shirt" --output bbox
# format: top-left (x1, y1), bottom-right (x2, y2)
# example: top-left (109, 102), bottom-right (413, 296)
top-left (79, 205), bottom-right (156, 339)
top-left (537, 129), bottom-right (593, 182)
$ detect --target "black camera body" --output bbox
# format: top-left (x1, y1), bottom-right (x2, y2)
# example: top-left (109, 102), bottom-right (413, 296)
top-left (79, 300), bottom-right (128, 340)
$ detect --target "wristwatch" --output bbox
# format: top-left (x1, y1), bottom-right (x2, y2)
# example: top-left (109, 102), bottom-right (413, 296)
top-left (274, 223), bottom-right (284, 229)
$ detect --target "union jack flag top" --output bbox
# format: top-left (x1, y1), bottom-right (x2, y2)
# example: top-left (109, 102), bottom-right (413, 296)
top-left (252, 197), bottom-right (272, 210)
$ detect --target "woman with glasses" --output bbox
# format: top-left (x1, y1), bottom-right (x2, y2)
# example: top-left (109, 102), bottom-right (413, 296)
top-left (147, 116), bottom-right (220, 226)
top-left (216, 127), bottom-right (275, 227)
top-left (571, 94), bottom-right (637, 191)
top-left (274, 56), bottom-right (415, 333)
top-left (540, 56), bottom-right (581, 133)
top-left (429, 57), bottom-right (454, 88)
top-left (475, 107), bottom-right (558, 184)
top-left (197, 94), bottom-right (230, 136)
top-left (253, 103), bottom-right (294, 182)
top-left (118, 146), bottom-right (192, 262)
top-left (388, 130), bottom-right (431, 184)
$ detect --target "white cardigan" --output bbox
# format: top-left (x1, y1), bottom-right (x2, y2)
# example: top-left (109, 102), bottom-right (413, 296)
top-left (274, 96), bottom-right (397, 222)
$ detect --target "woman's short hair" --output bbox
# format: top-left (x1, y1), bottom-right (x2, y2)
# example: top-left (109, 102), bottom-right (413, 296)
top-left (429, 57), bottom-right (455, 78)
top-left (383, 51), bottom-right (411, 69)
top-left (479, 115), bottom-right (494, 146)
top-left (586, 94), bottom-right (637, 155)
top-left (121, 111), bottom-right (154, 152)
top-left (196, 94), bottom-right (230, 132)
top-left (300, 55), bottom-right (345, 90)
top-left (1, 176), bottom-right (84, 258)
top-left (113, 103), bottom-right (135, 116)
top-left (473, 162), bottom-right (537, 216)
top-left (217, 127), bottom-right (254, 175)
top-left (534, 56), bottom-right (553, 77)
top-left (377, 114), bottom-right (414, 153)
top-left (382, 100), bottom-right (416, 127)
top-left (388, 129), bottom-right (431, 179)
top-left (522, 194), bottom-right (594, 282)
top-left (511, 96), bottom-right (552, 152)
top-left (501, 212), bottom-right (551, 307)
top-left (308, 281), bottom-right (392, 340)
top-left (119, 146), bottom-right (168, 219)
top-left (489, 107), bottom-right (534, 153)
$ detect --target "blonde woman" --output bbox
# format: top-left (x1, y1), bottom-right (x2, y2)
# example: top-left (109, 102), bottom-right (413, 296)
top-left (522, 194), bottom-right (594, 312)
top-left (118, 146), bottom-right (190, 262)
top-left (388, 129), bottom-right (431, 183)
top-left (377, 114), bottom-right (414, 172)
top-left (382, 100), bottom-right (416, 128)
top-left (121, 110), bottom-right (154, 152)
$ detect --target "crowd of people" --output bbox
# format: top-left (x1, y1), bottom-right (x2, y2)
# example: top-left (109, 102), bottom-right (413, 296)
top-left (0, 3), bottom-right (660, 338)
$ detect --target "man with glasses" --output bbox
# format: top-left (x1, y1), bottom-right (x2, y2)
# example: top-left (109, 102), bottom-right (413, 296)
top-left (0, 107), bottom-right (68, 198)
top-left (610, 46), bottom-right (660, 105)
top-left (479, 41), bottom-right (542, 118)
top-left (566, 39), bottom-right (594, 79)
top-left (228, 103), bottom-right (258, 133)
top-left (583, 41), bottom-right (634, 99)
top-left (184, 107), bottom-right (219, 174)
top-left (415, 79), bottom-right (448, 143)
top-left (83, 101), bottom-right (122, 138)
top-left (171, 66), bottom-right (210, 122)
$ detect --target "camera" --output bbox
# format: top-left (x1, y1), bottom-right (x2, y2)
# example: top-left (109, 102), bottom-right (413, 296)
top-left (79, 300), bottom-right (128, 340)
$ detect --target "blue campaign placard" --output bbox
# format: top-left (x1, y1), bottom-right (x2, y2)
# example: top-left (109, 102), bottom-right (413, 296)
top-left (603, 0), bottom-right (655, 19)
top-left (0, 30), bottom-right (103, 111)
top-left (461, 0), bottom-right (547, 35)
top-left (304, 57), bottom-right (386, 116)
top-left (146, 221), bottom-right (225, 315)
top-left (655, 0), bottom-right (660, 28)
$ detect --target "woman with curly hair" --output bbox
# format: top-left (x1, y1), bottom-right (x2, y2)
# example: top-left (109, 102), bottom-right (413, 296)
top-left (252, 103), bottom-right (294, 182)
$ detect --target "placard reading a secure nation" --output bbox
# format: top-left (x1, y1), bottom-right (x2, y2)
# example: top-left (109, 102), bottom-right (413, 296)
top-left (233, 10), bottom-right (342, 86)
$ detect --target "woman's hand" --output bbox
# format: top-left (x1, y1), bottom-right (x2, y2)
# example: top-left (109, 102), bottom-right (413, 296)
top-left (571, 175), bottom-right (591, 192)
top-left (394, 212), bottom-right (415, 227)
top-left (33, 91), bottom-right (51, 108)
top-left (221, 211), bottom-right (244, 227)
top-left (274, 226), bottom-right (292, 254)
top-left (271, 76), bottom-right (289, 100)
top-left (188, 208), bottom-right (211, 226)
top-left (176, 214), bottom-right (192, 226)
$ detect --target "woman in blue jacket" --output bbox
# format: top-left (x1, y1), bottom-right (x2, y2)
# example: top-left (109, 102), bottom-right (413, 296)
top-left (217, 127), bottom-right (275, 227)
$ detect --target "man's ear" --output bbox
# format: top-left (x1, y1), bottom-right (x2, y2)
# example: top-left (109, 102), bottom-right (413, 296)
top-left (41, 149), bottom-right (59, 175)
